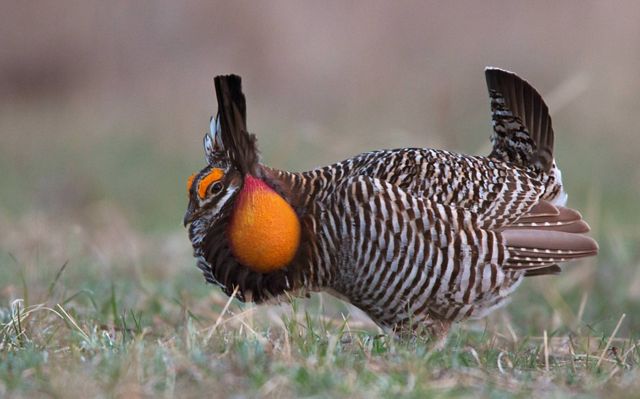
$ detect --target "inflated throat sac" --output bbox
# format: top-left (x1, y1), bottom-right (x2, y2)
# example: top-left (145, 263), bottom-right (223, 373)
top-left (227, 175), bottom-right (301, 273)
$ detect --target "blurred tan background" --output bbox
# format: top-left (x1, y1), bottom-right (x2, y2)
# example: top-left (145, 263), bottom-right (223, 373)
top-left (1, 1), bottom-right (639, 331)
top-left (2, 1), bottom-right (640, 226)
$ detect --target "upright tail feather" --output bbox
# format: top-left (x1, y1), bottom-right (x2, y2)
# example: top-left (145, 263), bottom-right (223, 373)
top-left (485, 67), bottom-right (555, 173)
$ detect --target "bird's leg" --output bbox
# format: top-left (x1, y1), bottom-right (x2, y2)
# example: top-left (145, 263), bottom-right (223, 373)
top-left (390, 318), bottom-right (452, 349)
top-left (425, 320), bottom-right (452, 350)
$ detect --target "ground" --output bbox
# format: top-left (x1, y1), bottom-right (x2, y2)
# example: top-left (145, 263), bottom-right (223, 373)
top-left (0, 207), bottom-right (638, 398)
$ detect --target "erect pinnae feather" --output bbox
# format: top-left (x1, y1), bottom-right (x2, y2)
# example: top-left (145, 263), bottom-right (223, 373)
top-left (214, 75), bottom-right (259, 175)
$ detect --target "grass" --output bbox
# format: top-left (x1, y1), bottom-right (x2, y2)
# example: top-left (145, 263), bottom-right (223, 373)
top-left (0, 210), bottom-right (638, 398)
top-left (1, 286), bottom-right (638, 398)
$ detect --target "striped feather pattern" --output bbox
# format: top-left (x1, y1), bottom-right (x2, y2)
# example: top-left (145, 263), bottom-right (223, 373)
top-left (185, 69), bottom-right (599, 338)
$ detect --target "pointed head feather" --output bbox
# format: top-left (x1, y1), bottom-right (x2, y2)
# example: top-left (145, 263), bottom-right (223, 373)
top-left (214, 75), bottom-right (259, 176)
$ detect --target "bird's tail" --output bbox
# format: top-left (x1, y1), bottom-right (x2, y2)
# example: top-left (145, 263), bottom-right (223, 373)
top-left (500, 200), bottom-right (598, 276)
top-left (485, 67), bottom-right (554, 174)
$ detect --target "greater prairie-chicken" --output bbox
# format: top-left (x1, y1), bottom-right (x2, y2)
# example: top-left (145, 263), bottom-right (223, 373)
top-left (184, 68), bottom-right (598, 338)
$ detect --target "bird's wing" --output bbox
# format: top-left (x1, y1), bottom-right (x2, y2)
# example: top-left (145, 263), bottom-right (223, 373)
top-left (328, 175), bottom-right (596, 323)
top-left (347, 149), bottom-right (549, 230)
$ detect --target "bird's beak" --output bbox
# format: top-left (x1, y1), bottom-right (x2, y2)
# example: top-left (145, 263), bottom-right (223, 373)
top-left (183, 203), bottom-right (196, 227)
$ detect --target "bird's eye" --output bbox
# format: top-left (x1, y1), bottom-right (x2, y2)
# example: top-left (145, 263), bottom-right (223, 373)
top-left (197, 168), bottom-right (225, 199)
top-left (211, 182), bottom-right (223, 193)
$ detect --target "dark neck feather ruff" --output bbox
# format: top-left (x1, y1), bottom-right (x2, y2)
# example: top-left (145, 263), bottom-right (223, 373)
top-left (189, 171), bottom-right (322, 303)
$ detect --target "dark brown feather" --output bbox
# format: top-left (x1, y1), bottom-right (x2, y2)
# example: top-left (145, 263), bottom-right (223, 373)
top-left (524, 265), bottom-right (561, 277)
top-left (214, 75), bottom-right (259, 175)
top-left (485, 68), bottom-right (554, 172)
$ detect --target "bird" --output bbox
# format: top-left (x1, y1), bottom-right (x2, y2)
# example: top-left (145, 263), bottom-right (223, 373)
top-left (183, 68), bottom-right (598, 340)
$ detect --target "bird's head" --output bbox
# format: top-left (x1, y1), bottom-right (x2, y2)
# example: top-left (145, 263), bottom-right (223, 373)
top-left (184, 75), bottom-right (301, 275)
top-left (183, 117), bottom-right (243, 227)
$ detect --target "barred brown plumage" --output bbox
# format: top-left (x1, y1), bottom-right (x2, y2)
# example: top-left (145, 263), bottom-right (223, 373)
top-left (183, 68), bottom-right (598, 339)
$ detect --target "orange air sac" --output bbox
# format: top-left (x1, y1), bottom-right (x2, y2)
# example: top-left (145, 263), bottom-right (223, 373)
top-left (227, 175), bottom-right (301, 273)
